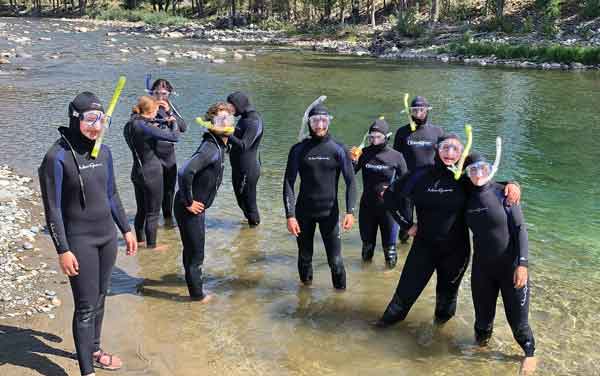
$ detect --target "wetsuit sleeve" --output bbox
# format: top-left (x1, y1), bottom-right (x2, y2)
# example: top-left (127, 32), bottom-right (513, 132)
top-left (178, 145), bottom-right (216, 207)
top-left (228, 117), bottom-right (262, 152)
top-left (393, 128), bottom-right (403, 152)
top-left (136, 120), bottom-right (179, 142)
top-left (283, 145), bottom-right (300, 218)
top-left (172, 111), bottom-right (187, 133)
top-left (353, 153), bottom-right (366, 173)
top-left (383, 172), bottom-right (415, 229)
top-left (106, 148), bottom-right (131, 234)
top-left (339, 146), bottom-right (357, 215)
top-left (508, 204), bottom-right (529, 267)
top-left (38, 149), bottom-right (70, 254)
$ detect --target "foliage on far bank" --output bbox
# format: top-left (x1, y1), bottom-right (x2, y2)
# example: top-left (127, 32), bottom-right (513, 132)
top-left (443, 40), bottom-right (600, 65)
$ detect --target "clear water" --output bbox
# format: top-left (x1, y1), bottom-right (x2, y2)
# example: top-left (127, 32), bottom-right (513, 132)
top-left (2, 17), bottom-right (600, 375)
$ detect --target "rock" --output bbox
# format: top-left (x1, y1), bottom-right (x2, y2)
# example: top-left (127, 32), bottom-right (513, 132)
top-left (44, 290), bottom-right (56, 297)
top-left (233, 52), bottom-right (244, 60)
top-left (48, 314), bottom-right (55, 319)
top-left (156, 57), bottom-right (168, 64)
top-left (74, 27), bottom-right (90, 33)
top-left (51, 297), bottom-right (62, 307)
top-left (166, 31), bottom-right (184, 39)
top-left (0, 58), bottom-right (10, 65)
top-left (155, 50), bottom-right (171, 56)
top-left (119, 49), bottom-right (130, 54)
top-left (570, 62), bottom-right (585, 69)
top-left (211, 47), bottom-right (227, 53)
top-left (22, 242), bottom-right (33, 250)
top-left (211, 59), bottom-right (226, 64)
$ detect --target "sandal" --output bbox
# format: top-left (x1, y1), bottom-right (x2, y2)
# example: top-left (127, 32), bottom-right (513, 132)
top-left (93, 349), bottom-right (122, 371)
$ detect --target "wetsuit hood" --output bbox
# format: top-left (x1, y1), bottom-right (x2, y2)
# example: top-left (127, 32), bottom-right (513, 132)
top-left (227, 91), bottom-right (255, 116)
top-left (368, 118), bottom-right (390, 150)
top-left (411, 96), bottom-right (429, 126)
top-left (66, 92), bottom-right (104, 152)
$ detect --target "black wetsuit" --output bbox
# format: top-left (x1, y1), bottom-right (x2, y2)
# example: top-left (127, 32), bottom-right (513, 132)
top-left (283, 134), bottom-right (357, 289)
top-left (39, 127), bottom-right (130, 376)
top-left (154, 106), bottom-right (187, 223)
top-left (227, 92), bottom-right (264, 226)
top-left (124, 114), bottom-right (179, 247)
top-left (393, 122), bottom-right (444, 239)
top-left (174, 132), bottom-right (227, 299)
top-left (465, 182), bottom-right (535, 357)
top-left (354, 144), bottom-right (408, 266)
top-left (379, 160), bottom-right (470, 325)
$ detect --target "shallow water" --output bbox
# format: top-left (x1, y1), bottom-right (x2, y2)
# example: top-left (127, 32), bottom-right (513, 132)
top-left (2, 17), bottom-right (600, 375)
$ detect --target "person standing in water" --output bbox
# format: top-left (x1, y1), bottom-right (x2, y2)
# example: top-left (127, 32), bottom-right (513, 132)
top-left (124, 96), bottom-right (179, 251)
top-left (463, 152), bottom-right (537, 375)
top-left (349, 118), bottom-right (408, 269)
top-left (149, 79), bottom-right (187, 227)
top-left (376, 135), bottom-right (521, 327)
top-left (392, 96), bottom-right (444, 243)
top-left (283, 103), bottom-right (357, 290)
top-left (39, 92), bottom-right (137, 375)
top-left (226, 91), bottom-right (264, 227)
top-left (174, 102), bottom-right (235, 302)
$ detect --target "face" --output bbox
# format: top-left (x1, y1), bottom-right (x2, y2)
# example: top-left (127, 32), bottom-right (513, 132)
top-left (368, 131), bottom-right (386, 146)
top-left (152, 88), bottom-right (171, 102)
top-left (79, 110), bottom-right (106, 141)
top-left (309, 115), bottom-right (330, 137)
top-left (467, 162), bottom-right (492, 186)
top-left (438, 138), bottom-right (463, 166)
top-left (211, 110), bottom-right (235, 135)
top-left (410, 106), bottom-right (428, 121)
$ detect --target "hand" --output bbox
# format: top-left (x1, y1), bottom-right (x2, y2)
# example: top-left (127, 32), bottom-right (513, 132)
top-left (166, 116), bottom-right (177, 125)
top-left (186, 201), bottom-right (205, 215)
top-left (378, 185), bottom-right (390, 199)
top-left (58, 251), bottom-right (79, 277)
top-left (505, 183), bottom-right (521, 206)
top-left (513, 266), bottom-right (528, 289)
top-left (342, 214), bottom-right (355, 231)
top-left (407, 224), bottom-right (418, 237)
top-left (124, 231), bottom-right (138, 256)
top-left (287, 217), bottom-right (301, 237)
top-left (349, 146), bottom-right (362, 162)
top-left (157, 100), bottom-right (170, 111)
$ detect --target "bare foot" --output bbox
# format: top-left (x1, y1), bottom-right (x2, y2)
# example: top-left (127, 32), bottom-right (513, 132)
top-left (92, 350), bottom-right (122, 370)
top-left (148, 244), bottom-right (169, 252)
top-left (191, 294), bottom-right (214, 304)
top-left (519, 356), bottom-right (537, 376)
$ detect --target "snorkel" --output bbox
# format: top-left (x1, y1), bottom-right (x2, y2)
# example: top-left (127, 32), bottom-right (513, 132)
top-left (194, 116), bottom-right (235, 135)
top-left (475, 136), bottom-right (502, 185)
top-left (299, 96), bottom-right (327, 141)
top-left (91, 76), bottom-right (126, 159)
top-left (446, 124), bottom-right (473, 180)
top-left (403, 93), bottom-right (417, 132)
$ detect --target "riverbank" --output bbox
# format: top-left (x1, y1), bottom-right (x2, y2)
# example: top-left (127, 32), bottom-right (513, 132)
top-left (3, 15), bottom-right (600, 71)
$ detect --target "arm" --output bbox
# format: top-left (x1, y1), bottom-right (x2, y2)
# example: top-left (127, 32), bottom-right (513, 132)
top-left (383, 171), bottom-right (416, 230)
top-left (508, 203), bottom-right (529, 267)
top-left (38, 150), bottom-right (70, 254)
top-left (136, 120), bottom-right (179, 142)
top-left (178, 145), bottom-right (215, 207)
top-left (228, 117), bottom-right (262, 152)
top-left (283, 145), bottom-right (300, 218)
top-left (105, 148), bottom-right (131, 234)
top-left (172, 111), bottom-right (187, 133)
top-left (340, 146), bottom-right (357, 215)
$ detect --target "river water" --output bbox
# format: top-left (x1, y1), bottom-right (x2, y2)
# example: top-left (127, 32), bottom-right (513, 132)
top-left (2, 17), bottom-right (600, 375)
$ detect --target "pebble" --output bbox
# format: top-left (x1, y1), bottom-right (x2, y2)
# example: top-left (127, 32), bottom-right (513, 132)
top-left (22, 242), bottom-right (33, 250)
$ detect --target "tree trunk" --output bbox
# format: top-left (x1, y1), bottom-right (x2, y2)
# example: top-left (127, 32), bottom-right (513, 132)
top-left (430, 0), bottom-right (439, 24)
top-left (370, 0), bottom-right (375, 27)
top-left (79, 0), bottom-right (85, 15)
top-left (496, 0), bottom-right (505, 20)
top-left (351, 0), bottom-right (359, 24)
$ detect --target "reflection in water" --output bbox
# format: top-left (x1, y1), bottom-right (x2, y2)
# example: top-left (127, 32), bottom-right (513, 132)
top-left (2, 17), bottom-right (600, 375)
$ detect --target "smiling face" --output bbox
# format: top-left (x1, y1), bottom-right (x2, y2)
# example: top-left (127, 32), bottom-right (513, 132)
top-left (79, 110), bottom-right (105, 141)
top-left (438, 138), bottom-right (463, 166)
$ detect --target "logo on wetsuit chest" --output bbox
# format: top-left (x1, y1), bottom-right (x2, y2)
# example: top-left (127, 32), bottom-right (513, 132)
top-left (467, 207), bottom-right (488, 214)
top-left (407, 140), bottom-right (432, 147)
top-left (79, 162), bottom-right (103, 170)
top-left (307, 156), bottom-right (330, 161)
top-left (427, 180), bottom-right (453, 194)
top-left (365, 163), bottom-right (390, 170)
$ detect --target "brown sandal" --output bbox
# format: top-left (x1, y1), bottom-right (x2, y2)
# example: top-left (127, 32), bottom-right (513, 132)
top-left (93, 349), bottom-right (122, 371)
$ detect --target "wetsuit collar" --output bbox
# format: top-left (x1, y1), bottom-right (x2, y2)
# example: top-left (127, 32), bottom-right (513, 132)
top-left (473, 181), bottom-right (494, 192)
top-left (309, 133), bottom-right (331, 144)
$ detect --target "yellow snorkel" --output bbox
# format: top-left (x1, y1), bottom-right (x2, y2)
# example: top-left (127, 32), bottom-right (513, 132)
top-left (91, 76), bottom-right (127, 159)
top-left (404, 93), bottom-right (417, 132)
top-left (447, 124), bottom-right (473, 180)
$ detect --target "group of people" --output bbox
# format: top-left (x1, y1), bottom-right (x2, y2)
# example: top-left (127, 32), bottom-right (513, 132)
top-left (38, 82), bottom-right (537, 375)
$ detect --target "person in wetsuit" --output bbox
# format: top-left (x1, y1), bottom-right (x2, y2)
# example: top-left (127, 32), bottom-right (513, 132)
top-left (349, 118), bottom-right (408, 268)
top-left (226, 91), bottom-right (263, 227)
top-left (376, 135), bottom-right (521, 327)
top-left (149, 79), bottom-right (187, 227)
top-left (463, 152), bottom-right (537, 375)
top-left (124, 96), bottom-right (179, 250)
top-left (174, 102), bottom-right (235, 303)
top-left (39, 92), bottom-right (137, 376)
top-left (392, 96), bottom-right (444, 243)
top-left (283, 103), bottom-right (357, 290)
